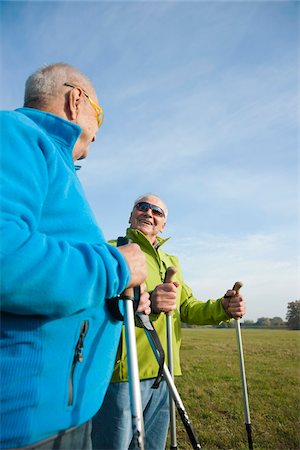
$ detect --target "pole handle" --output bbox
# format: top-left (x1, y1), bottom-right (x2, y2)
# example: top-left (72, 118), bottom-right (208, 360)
top-left (231, 281), bottom-right (244, 321)
top-left (232, 281), bottom-right (243, 296)
top-left (164, 266), bottom-right (177, 283)
top-left (164, 267), bottom-right (177, 317)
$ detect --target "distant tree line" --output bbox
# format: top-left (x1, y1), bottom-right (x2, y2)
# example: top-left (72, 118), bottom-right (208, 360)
top-left (181, 300), bottom-right (300, 330)
top-left (237, 317), bottom-right (286, 329)
top-left (285, 300), bottom-right (300, 330)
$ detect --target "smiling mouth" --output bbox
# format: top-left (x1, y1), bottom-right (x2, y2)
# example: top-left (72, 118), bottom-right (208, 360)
top-left (139, 219), bottom-right (152, 226)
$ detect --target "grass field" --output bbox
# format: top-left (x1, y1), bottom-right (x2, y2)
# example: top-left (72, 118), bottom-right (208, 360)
top-left (167, 328), bottom-right (300, 450)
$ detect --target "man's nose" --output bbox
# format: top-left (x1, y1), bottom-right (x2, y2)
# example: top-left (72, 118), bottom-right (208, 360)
top-left (145, 208), bottom-right (153, 217)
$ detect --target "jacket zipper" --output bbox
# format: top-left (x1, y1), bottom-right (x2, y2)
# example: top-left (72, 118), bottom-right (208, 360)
top-left (68, 320), bottom-right (89, 406)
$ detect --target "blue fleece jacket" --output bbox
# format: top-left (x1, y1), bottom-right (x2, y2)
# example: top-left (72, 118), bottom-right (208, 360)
top-left (0, 108), bottom-right (130, 448)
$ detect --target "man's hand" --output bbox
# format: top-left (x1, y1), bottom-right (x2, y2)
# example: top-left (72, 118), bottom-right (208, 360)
top-left (136, 283), bottom-right (151, 315)
top-left (118, 243), bottom-right (147, 288)
top-left (221, 289), bottom-right (246, 319)
top-left (151, 281), bottom-right (179, 313)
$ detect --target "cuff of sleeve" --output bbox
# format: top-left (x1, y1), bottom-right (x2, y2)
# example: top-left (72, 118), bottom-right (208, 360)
top-left (219, 297), bottom-right (233, 321)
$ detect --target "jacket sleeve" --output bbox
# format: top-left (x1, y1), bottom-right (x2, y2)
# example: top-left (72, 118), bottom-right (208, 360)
top-left (166, 255), bottom-right (230, 325)
top-left (180, 282), bottom-right (231, 325)
top-left (0, 112), bottom-right (130, 318)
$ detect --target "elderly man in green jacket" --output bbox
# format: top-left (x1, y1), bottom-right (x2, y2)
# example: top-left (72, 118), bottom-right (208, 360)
top-left (92, 194), bottom-right (245, 450)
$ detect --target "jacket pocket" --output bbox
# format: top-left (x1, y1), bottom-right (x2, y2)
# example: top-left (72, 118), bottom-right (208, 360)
top-left (68, 320), bottom-right (89, 406)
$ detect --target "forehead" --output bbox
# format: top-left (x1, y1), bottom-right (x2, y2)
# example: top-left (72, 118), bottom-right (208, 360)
top-left (138, 196), bottom-right (167, 213)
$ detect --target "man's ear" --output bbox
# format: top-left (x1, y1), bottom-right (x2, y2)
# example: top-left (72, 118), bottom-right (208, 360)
top-left (128, 213), bottom-right (132, 225)
top-left (68, 88), bottom-right (83, 122)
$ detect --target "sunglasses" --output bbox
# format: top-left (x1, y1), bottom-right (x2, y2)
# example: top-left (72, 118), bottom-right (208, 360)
top-left (135, 202), bottom-right (165, 217)
top-left (64, 83), bottom-right (104, 127)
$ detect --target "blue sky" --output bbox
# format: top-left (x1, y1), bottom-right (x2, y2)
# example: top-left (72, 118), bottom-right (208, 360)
top-left (1, 1), bottom-right (299, 321)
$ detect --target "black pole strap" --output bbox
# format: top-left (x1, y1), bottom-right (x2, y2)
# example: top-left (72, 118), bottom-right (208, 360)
top-left (106, 287), bottom-right (140, 322)
top-left (137, 314), bottom-right (165, 389)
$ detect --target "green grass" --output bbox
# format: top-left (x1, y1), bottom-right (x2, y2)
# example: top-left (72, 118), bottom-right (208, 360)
top-left (167, 329), bottom-right (300, 450)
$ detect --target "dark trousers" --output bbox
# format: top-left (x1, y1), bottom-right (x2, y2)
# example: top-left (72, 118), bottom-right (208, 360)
top-left (9, 421), bottom-right (92, 450)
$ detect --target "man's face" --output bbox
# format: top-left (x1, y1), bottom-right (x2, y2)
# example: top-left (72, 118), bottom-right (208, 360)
top-left (129, 195), bottom-right (167, 244)
top-left (72, 86), bottom-right (101, 161)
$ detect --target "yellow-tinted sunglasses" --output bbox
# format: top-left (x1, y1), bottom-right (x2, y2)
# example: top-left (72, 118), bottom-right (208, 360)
top-left (64, 83), bottom-right (104, 127)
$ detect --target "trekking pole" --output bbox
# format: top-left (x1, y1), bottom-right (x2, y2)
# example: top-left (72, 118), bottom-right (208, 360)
top-left (142, 328), bottom-right (202, 449)
top-left (123, 288), bottom-right (145, 450)
top-left (117, 238), bottom-right (145, 450)
top-left (165, 267), bottom-right (178, 449)
top-left (232, 281), bottom-right (253, 450)
top-left (137, 312), bottom-right (202, 449)
top-left (163, 360), bottom-right (201, 449)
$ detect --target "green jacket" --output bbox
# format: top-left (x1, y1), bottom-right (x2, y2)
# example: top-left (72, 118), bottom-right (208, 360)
top-left (111, 228), bottom-right (230, 382)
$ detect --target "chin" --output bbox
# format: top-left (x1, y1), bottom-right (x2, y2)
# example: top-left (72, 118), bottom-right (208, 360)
top-left (73, 149), bottom-right (88, 161)
top-left (138, 226), bottom-right (152, 238)
top-left (137, 223), bottom-right (149, 230)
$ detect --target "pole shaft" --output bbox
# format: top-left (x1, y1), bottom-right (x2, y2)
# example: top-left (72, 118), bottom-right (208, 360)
top-left (235, 319), bottom-right (251, 424)
top-left (162, 365), bottom-right (201, 450)
top-left (124, 300), bottom-right (145, 450)
top-left (167, 313), bottom-right (177, 448)
top-left (164, 267), bottom-right (178, 449)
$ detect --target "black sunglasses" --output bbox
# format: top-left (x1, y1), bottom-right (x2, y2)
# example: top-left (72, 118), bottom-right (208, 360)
top-left (135, 202), bottom-right (165, 217)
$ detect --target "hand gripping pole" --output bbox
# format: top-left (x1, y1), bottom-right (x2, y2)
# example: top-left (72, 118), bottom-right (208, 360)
top-left (232, 282), bottom-right (253, 450)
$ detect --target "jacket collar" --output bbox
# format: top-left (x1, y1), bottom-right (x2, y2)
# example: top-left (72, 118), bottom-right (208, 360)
top-left (126, 228), bottom-right (170, 249)
top-left (16, 108), bottom-right (82, 155)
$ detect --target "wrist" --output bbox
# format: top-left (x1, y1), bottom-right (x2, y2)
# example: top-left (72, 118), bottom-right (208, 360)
top-left (221, 297), bottom-right (233, 319)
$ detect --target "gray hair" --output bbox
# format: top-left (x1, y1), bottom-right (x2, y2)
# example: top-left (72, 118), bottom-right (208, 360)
top-left (133, 193), bottom-right (168, 220)
top-left (24, 63), bottom-right (94, 108)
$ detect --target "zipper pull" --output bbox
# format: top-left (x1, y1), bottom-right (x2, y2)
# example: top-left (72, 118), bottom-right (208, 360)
top-left (76, 321), bottom-right (89, 363)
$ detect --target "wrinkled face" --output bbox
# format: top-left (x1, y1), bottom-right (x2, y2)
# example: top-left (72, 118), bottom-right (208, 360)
top-left (129, 195), bottom-right (167, 244)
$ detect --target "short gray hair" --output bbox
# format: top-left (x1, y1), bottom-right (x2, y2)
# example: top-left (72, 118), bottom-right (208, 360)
top-left (24, 63), bottom-right (93, 108)
top-left (133, 193), bottom-right (168, 220)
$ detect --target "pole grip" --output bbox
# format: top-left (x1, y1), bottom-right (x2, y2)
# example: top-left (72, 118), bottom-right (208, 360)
top-left (164, 266), bottom-right (177, 283)
top-left (165, 267), bottom-right (177, 317)
top-left (232, 281), bottom-right (243, 295)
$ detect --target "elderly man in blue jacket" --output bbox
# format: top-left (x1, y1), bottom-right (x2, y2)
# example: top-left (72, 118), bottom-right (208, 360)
top-left (0, 63), bottom-right (150, 450)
